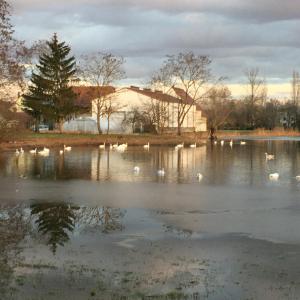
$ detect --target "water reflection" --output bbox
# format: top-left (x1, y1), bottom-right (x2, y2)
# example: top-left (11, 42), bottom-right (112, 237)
top-left (31, 202), bottom-right (79, 254)
top-left (30, 202), bottom-right (126, 254)
top-left (76, 206), bottom-right (124, 233)
top-left (0, 203), bottom-right (28, 297)
top-left (1, 141), bottom-right (300, 187)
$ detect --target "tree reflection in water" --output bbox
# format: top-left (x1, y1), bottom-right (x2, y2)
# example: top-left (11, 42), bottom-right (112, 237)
top-left (30, 202), bottom-right (125, 253)
top-left (75, 206), bottom-right (125, 233)
top-left (31, 202), bottom-right (79, 254)
top-left (0, 204), bottom-right (29, 296)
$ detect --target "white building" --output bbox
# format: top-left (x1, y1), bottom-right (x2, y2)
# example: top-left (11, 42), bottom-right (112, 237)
top-left (63, 86), bottom-right (207, 133)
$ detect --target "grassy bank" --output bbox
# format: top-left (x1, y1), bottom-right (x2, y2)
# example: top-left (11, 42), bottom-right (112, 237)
top-left (0, 131), bottom-right (208, 150)
top-left (218, 128), bottom-right (300, 138)
top-left (2, 128), bottom-right (300, 150)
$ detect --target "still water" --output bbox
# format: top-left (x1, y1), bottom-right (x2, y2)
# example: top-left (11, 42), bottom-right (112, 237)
top-left (1, 140), bottom-right (300, 299)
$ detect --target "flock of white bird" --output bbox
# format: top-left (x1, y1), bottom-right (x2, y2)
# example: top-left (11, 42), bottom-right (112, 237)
top-left (15, 145), bottom-right (71, 157)
top-left (14, 139), bottom-right (300, 182)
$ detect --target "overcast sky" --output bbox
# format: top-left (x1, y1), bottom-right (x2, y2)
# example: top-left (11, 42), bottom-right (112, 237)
top-left (10, 0), bottom-right (300, 97)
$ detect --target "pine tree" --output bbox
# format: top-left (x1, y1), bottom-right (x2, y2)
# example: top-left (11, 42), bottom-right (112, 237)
top-left (22, 33), bottom-right (77, 132)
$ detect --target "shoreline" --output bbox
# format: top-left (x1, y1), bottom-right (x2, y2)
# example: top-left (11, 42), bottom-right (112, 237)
top-left (2, 129), bottom-right (300, 150)
top-left (0, 132), bottom-right (208, 150)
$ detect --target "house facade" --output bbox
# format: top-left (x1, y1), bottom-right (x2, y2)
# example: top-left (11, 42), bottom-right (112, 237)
top-left (63, 86), bottom-right (207, 133)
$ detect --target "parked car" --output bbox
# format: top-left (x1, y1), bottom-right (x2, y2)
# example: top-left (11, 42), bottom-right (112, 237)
top-left (31, 124), bottom-right (49, 132)
top-left (39, 124), bottom-right (49, 132)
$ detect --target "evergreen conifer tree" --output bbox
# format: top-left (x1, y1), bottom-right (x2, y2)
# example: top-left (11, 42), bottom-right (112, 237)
top-left (23, 33), bottom-right (77, 132)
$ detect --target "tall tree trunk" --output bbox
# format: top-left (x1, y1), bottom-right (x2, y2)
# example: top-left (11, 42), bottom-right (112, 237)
top-left (97, 111), bottom-right (102, 134)
top-left (177, 112), bottom-right (181, 136)
top-left (209, 126), bottom-right (216, 140)
top-left (106, 115), bottom-right (110, 135)
top-left (58, 119), bottom-right (64, 133)
top-left (34, 119), bottom-right (40, 133)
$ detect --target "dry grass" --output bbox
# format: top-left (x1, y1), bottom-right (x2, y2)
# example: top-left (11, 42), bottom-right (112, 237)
top-left (218, 128), bottom-right (300, 137)
top-left (0, 131), bottom-right (208, 150)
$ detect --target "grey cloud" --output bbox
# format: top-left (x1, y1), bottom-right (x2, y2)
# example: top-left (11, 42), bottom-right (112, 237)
top-left (9, 0), bottom-right (300, 91)
top-left (11, 0), bottom-right (300, 23)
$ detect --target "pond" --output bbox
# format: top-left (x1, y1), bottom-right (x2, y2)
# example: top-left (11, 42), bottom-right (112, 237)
top-left (0, 140), bottom-right (300, 299)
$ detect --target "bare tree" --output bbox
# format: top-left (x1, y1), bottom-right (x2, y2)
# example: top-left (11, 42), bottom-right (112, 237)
top-left (0, 1), bottom-right (35, 137)
top-left (103, 92), bottom-right (125, 134)
top-left (202, 86), bottom-right (233, 139)
top-left (244, 68), bottom-right (267, 128)
top-left (0, 1), bottom-right (28, 101)
top-left (78, 52), bottom-right (125, 134)
top-left (291, 71), bottom-right (300, 106)
top-left (122, 106), bottom-right (146, 133)
top-left (152, 52), bottom-right (213, 135)
top-left (142, 97), bottom-right (169, 134)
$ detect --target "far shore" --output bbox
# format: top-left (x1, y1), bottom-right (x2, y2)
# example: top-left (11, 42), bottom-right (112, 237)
top-left (0, 131), bottom-right (208, 150)
top-left (1, 128), bottom-right (300, 150)
top-left (218, 128), bottom-right (300, 138)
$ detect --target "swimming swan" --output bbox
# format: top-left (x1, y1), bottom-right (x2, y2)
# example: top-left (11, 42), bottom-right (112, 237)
top-left (64, 145), bottom-right (72, 151)
top-left (269, 173), bottom-right (279, 180)
top-left (196, 173), bottom-right (203, 181)
top-left (265, 153), bottom-right (275, 160)
top-left (99, 143), bottom-right (106, 149)
top-left (29, 148), bottom-right (37, 154)
top-left (157, 168), bottom-right (165, 176)
top-left (143, 142), bottom-right (150, 149)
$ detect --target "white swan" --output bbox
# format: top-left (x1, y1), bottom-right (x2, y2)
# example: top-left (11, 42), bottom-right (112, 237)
top-left (269, 173), bottom-right (279, 181)
top-left (220, 140), bottom-right (224, 146)
top-left (59, 150), bottom-right (64, 155)
top-left (133, 166), bottom-right (140, 173)
top-left (196, 173), bottom-right (203, 181)
top-left (214, 140), bottom-right (217, 145)
top-left (64, 145), bottom-right (71, 151)
top-left (15, 149), bottom-right (20, 155)
top-left (265, 153), bottom-right (275, 160)
top-left (229, 140), bottom-right (233, 147)
top-left (240, 141), bottom-right (246, 145)
top-left (117, 144), bottom-right (126, 152)
top-left (143, 142), bottom-right (150, 149)
top-left (296, 175), bottom-right (300, 181)
top-left (29, 148), bottom-right (37, 154)
top-left (118, 143), bottom-right (127, 149)
top-left (20, 147), bottom-right (24, 154)
top-left (190, 143), bottom-right (197, 148)
top-left (38, 149), bottom-right (49, 156)
top-left (43, 147), bottom-right (50, 153)
top-left (99, 143), bottom-right (106, 149)
top-left (112, 142), bottom-right (119, 149)
top-left (157, 168), bottom-right (165, 176)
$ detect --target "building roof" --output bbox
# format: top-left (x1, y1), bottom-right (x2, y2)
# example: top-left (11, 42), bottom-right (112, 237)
top-left (172, 87), bottom-right (203, 111)
top-left (72, 86), bottom-right (115, 108)
top-left (128, 86), bottom-right (198, 106)
top-left (71, 85), bottom-right (203, 111)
